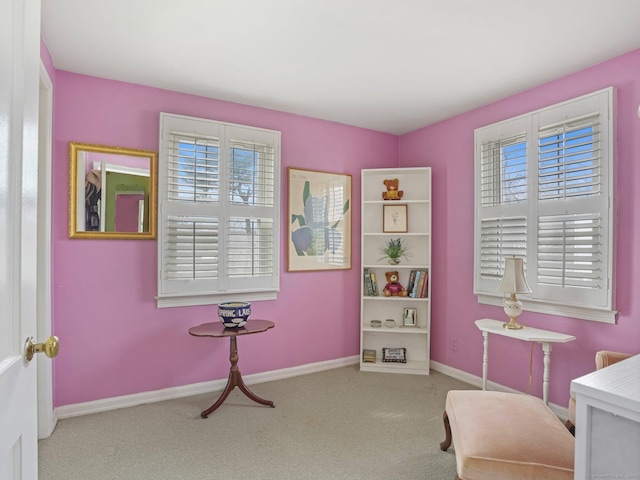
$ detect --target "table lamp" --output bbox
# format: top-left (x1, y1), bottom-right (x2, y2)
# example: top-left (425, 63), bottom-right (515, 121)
top-left (498, 255), bottom-right (531, 330)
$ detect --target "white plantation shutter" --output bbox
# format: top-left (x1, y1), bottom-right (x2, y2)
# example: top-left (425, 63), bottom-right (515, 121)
top-left (167, 132), bottom-right (220, 203)
top-left (166, 216), bottom-right (218, 281)
top-left (475, 115), bottom-right (530, 294)
top-left (538, 113), bottom-right (601, 201)
top-left (474, 88), bottom-right (615, 322)
top-left (158, 113), bottom-right (280, 307)
top-left (479, 217), bottom-right (527, 280)
top-left (480, 134), bottom-right (527, 207)
top-left (227, 217), bottom-right (274, 281)
top-left (534, 97), bottom-right (610, 309)
top-left (537, 214), bottom-right (602, 289)
top-left (229, 141), bottom-right (274, 207)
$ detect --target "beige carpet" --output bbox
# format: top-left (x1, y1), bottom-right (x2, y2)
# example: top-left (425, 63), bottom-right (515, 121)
top-left (39, 365), bottom-right (476, 479)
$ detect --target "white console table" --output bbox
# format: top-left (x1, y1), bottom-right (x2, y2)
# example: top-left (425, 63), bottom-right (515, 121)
top-left (475, 318), bottom-right (576, 405)
top-left (571, 354), bottom-right (640, 479)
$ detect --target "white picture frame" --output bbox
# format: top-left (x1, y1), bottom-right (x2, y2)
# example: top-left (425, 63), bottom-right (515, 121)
top-left (403, 307), bottom-right (417, 327)
top-left (383, 204), bottom-right (408, 233)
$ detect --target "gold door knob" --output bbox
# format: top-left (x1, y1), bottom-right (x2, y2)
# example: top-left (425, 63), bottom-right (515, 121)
top-left (25, 336), bottom-right (60, 362)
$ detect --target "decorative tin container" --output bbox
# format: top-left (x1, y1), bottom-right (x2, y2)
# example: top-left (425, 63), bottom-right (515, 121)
top-left (362, 349), bottom-right (377, 363)
top-left (218, 302), bottom-right (251, 328)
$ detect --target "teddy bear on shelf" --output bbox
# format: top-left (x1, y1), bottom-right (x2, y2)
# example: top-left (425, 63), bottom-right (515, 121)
top-left (382, 271), bottom-right (408, 297)
top-left (382, 178), bottom-right (404, 200)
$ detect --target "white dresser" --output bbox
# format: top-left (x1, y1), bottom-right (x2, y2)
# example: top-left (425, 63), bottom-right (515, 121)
top-left (571, 354), bottom-right (640, 479)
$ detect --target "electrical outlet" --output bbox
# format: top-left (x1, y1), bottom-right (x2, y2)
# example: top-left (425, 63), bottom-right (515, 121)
top-left (450, 337), bottom-right (458, 352)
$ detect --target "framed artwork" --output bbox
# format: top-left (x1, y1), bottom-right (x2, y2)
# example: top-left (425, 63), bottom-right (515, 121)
top-left (383, 204), bottom-right (408, 233)
top-left (403, 308), bottom-right (417, 327)
top-left (288, 167), bottom-right (352, 271)
top-left (382, 347), bottom-right (407, 363)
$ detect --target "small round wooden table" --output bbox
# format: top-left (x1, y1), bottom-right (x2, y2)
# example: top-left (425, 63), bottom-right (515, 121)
top-left (188, 319), bottom-right (275, 418)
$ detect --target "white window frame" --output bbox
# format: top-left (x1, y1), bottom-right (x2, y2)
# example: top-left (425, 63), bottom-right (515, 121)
top-left (474, 87), bottom-right (616, 323)
top-left (157, 113), bottom-right (281, 308)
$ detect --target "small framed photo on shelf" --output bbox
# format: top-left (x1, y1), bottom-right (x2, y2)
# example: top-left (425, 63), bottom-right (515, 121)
top-left (402, 308), bottom-right (417, 327)
top-left (383, 204), bottom-right (408, 233)
top-left (382, 347), bottom-right (407, 363)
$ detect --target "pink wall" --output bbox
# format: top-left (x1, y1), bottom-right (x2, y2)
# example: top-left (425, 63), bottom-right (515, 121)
top-left (399, 48), bottom-right (640, 406)
top-left (46, 36), bottom-right (639, 409)
top-left (51, 71), bottom-right (398, 407)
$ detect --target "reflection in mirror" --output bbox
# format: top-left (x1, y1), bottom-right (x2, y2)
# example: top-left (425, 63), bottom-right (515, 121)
top-left (69, 142), bottom-right (157, 239)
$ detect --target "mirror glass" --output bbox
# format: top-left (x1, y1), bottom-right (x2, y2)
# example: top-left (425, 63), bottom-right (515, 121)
top-left (69, 142), bottom-right (157, 239)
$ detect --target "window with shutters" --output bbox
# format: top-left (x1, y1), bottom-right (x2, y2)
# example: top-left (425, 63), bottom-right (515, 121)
top-left (474, 87), bottom-right (615, 323)
top-left (157, 113), bottom-right (280, 308)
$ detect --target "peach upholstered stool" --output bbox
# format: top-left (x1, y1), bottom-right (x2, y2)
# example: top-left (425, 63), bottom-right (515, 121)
top-left (440, 390), bottom-right (574, 480)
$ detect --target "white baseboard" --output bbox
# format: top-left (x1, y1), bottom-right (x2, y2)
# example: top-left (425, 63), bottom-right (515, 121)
top-left (55, 355), bottom-right (359, 420)
top-left (55, 356), bottom-right (568, 422)
top-left (430, 360), bottom-right (569, 421)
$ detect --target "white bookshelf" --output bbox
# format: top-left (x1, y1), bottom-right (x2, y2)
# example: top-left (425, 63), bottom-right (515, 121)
top-left (360, 167), bottom-right (431, 375)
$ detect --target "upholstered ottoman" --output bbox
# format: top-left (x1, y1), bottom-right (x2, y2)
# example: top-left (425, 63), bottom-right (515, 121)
top-left (440, 390), bottom-right (574, 480)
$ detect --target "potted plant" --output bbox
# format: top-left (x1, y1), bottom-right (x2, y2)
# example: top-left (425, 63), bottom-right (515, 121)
top-left (379, 237), bottom-right (409, 265)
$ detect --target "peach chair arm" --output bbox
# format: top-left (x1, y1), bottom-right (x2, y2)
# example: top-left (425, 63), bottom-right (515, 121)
top-left (595, 350), bottom-right (633, 370)
top-left (567, 350), bottom-right (633, 432)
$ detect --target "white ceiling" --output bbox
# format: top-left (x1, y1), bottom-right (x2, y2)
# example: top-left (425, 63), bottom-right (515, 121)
top-left (41, 0), bottom-right (640, 135)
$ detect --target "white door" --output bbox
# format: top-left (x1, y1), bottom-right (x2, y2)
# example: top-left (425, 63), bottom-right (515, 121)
top-left (0, 0), bottom-right (44, 478)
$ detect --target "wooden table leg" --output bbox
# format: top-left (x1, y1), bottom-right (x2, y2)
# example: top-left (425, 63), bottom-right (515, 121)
top-left (201, 336), bottom-right (275, 418)
top-left (439, 411), bottom-right (452, 451)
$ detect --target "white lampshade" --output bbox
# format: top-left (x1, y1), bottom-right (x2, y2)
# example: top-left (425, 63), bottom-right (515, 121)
top-left (498, 256), bottom-right (532, 294)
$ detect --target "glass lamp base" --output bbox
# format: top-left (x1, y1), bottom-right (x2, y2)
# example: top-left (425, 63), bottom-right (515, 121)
top-left (503, 295), bottom-right (525, 329)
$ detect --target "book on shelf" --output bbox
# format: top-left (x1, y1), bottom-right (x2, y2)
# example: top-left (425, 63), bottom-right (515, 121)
top-left (363, 268), bottom-right (374, 296)
top-left (406, 270), bottom-right (417, 296)
top-left (419, 270), bottom-right (429, 298)
top-left (410, 270), bottom-right (421, 298)
top-left (415, 271), bottom-right (425, 298)
top-left (370, 272), bottom-right (379, 296)
top-left (406, 269), bottom-right (428, 298)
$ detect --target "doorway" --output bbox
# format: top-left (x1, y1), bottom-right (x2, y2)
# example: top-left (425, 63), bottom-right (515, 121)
top-left (37, 61), bottom-right (55, 439)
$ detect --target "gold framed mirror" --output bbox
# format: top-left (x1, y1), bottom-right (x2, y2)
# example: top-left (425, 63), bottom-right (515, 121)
top-left (69, 142), bottom-right (157, 239)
